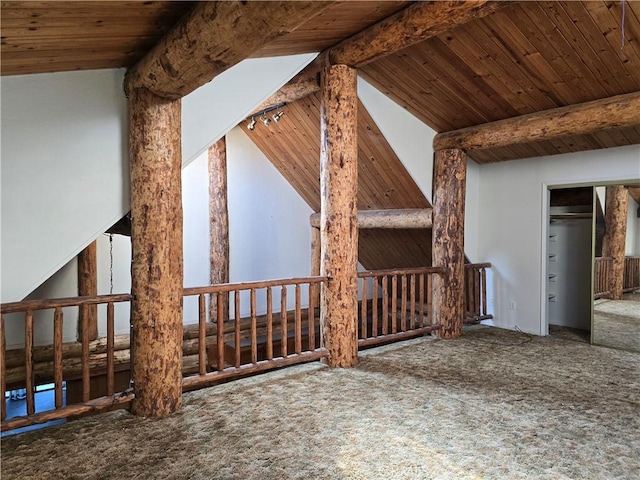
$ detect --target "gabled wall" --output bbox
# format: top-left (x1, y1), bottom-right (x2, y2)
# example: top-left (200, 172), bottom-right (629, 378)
top-left (477, 145), bottom-right (640, 335)
top-left (357, 77), bottom-right (482, 261)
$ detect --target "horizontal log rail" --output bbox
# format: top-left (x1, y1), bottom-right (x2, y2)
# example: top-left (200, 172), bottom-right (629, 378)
top-left (356, 267), bottom-right (444, 348)
top-left (464, 263), bottom-right (493, 324)
top-left (309, 209), bottom-right (433, 229)
top-left (623, 256), bottom-right (640, 293)
top-left (181, 276), bottom-right (329, 391)
top-left (1, 293), bottom-right (133, 432)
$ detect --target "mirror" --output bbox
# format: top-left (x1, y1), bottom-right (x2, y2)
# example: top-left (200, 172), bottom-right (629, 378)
top-left (592, 185), bottom-right (640, 352)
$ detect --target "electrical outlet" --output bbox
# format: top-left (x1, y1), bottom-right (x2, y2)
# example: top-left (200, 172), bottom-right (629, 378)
top-left (509, 300), bottom-right (517, 310)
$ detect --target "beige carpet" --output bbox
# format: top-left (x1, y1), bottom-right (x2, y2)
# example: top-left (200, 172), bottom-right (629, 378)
top-left (2, 326), bottom-right (639, 479)
top-left (593, 292), bottom-right (640, 352)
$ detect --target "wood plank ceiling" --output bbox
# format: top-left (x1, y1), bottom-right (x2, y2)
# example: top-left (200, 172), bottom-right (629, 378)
top-left (0, 1), bottom-right (409, 76)
top-left (359, 0), bottom-right (640, 163)
top-left (247, 92), bottom-right (432, 270)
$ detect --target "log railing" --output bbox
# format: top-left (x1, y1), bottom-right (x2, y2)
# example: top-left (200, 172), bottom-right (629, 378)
top-left (623, 256), bottom-right (640, 293)
top-left (464, 263), bottom-right (493, 323)
top-left (1, 294), bottom-right (134, 432)
top-left (594, 256), bottom-right (613, 299)
top-left (181, 276), bottom-right (329, 392)
top-left (356, 267), bottom-right (444, 347)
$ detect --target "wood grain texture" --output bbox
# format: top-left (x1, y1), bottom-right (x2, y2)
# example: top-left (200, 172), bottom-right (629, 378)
top-left (246, 92), bottom-right (432, 271)
top-left (77, 241), bottom-right (98, 341)
top-left (208, 137), bottom-right (229, 324)
top-left (250, 1), bottom-right (409, 59)
top-left (432, 149), bottom-right (466, 339)
top-left (0, 1), bottom-right (196, 76)
top-left (320, 64), bottom-right (359, 368)
top-left (602, 186), bottom-right (629, 300)
top-left (329, 0), bottom-right (507, 67)
top-left (129, 87), bottom-right (183, 417)
top-left (360, 0), bottom-right (640, 162)
top-left (124, 1), bottom-right (333, 99)
top-left (310, 209), bottom-right (432, 229)
top-left (433, 92), bottom-right (640, 151)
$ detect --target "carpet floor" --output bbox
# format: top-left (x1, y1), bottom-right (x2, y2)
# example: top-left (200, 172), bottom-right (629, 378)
top-left (593, 292), bottom-right (640, 352)
top-left (2, 326), bottom-right (639, 480)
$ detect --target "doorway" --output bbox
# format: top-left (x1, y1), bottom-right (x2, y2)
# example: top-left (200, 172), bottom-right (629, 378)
top-left (546, 187), bottom-right (593, 342)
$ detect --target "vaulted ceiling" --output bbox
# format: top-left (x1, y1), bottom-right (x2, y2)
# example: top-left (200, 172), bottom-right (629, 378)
top-left (3, 1), bottom-right (639, 162)
top-left (2, 1), bottom-right (639, 270)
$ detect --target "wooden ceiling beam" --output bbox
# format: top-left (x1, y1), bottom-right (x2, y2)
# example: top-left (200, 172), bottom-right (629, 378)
top-left (257, 0), bottom-right (506, 111)
top-left (124, 1), bottom-right (333, 99)
top-left (310, 209), bottom-right (433, 229)
top-left (328, 0), bottom-right (507, 68)
top-left (433, 91), bottom-right (640, 152)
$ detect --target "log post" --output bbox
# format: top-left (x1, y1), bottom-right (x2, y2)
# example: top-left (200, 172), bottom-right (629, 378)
top-left (77, 241), bottom-right (98, 341)
top-left (320, 64), bottom-right (358, 367)
top-left (209, 137), bottom-right (230, 323)
top-left (602, 186), bottom-right (628, 300)
top-left (129, 87), bottom-right (183, 417)
top-left (432, 149), bottom-right (467, 338)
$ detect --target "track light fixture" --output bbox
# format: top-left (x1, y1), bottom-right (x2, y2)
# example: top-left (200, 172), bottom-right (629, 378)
top-left (272, 109), bottom-right (284, 122)
top-left (245, 103), bottom-right (286, 131)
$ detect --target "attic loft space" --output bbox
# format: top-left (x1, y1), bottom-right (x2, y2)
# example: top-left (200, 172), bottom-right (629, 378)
top-left (1, 1), bottom-right (640, 475)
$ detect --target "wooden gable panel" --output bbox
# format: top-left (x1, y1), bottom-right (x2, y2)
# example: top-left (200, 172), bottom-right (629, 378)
top-left (246, 91), bottom-right (429, 212)
top-left (360, 1), bottom-right (640, 162)
top-left (246, 92), bottom-right (433, 269)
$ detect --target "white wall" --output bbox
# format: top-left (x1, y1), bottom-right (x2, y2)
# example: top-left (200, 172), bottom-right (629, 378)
top-left (181, 126), bottom-right (315, 323)
top-left (477, 145), bottom-right (640, 335)
top-left (626, 194), bottom-right (640, 256)
top-left (356, 77), bottom-right (482, 262)
top-left (1, 69), bottom-right (129, 304)
top-left (1, 54), bottom-right (317, 305)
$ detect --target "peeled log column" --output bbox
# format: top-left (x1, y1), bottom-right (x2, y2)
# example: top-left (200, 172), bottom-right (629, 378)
top-left (309, 208), bottom-right (433, 229)
top-left (209, 137), bottom-right (230, 323)
top-left (129, 87), bottom-right (183, 417)
top-left (432, 149), bottom-right (467, 338)
top-left (320, 65), bottom-right (358, 367)
top-left (602, 186), bottom-right (628, 300)
top-left (77, 241), bottom-right (98, 341)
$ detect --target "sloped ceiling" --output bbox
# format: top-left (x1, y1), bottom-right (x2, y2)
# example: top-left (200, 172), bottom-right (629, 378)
top-left (246, 92), bottom-right (432, 270)
top-left (359, 0), bottom-right (640, 163)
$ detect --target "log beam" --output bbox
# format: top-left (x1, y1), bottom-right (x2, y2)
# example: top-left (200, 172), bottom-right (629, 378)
top-left (602, 186), bottom-right (628, 300)
top-left (129, 87), bottom-right (183, 417)
top-left (329, 0), bottom-right (506, 67)
top-left (310, 208), bottom-right (432, 229)
top-left (433, 92), bottom-right (640, 151)
top-left (257, 1), bottom-right (506, 111)
top-left (432, 149), bottom-right (467, 339)
top-left (124, 2), bottom-right (333, 99)
top-left (320, 64), bottom-right (359, 368)
top-left (209, 137), bottom-right (230, 323)
top-left (77, 241), bottom-right (98, 341)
